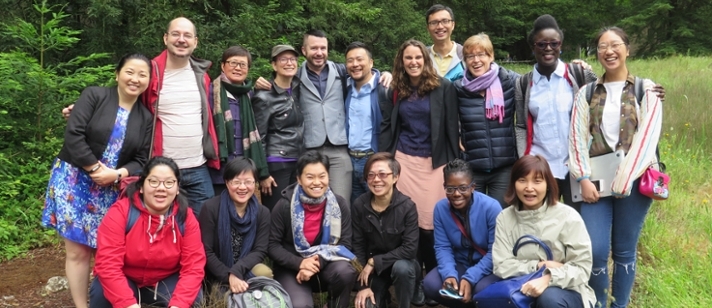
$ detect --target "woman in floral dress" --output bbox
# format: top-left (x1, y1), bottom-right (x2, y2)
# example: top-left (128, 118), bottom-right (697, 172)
top-left (41, 53), bottom-right (154, 308)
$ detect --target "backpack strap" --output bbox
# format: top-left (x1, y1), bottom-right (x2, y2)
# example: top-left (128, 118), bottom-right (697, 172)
top-left (449, 211), bottom-right (487, 257)
top-left (125, 204), bottom-right (185, 235)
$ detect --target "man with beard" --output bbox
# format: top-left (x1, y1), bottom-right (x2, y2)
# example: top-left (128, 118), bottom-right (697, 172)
top-left (63, 17), bottom-right (219, 216)
top-left (343, 42), bottom-right (392, 204)
top-left (425, 4), bottom-right (464, 81)
top-left (256, 31), bottom-right (391, 204)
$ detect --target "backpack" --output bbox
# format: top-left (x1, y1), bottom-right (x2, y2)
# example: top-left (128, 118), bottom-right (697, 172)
top-left (227, 276), bottom-right (293, 308)
top-left (125, 204), bottom-right (185, 235)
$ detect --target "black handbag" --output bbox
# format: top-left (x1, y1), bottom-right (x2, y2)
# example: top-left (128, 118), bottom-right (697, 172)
top-left (473, 235), bottom-right (553, 308)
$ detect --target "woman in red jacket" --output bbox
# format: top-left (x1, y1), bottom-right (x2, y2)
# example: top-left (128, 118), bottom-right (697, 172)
top-left (90, 156), bottom-right (206, 308)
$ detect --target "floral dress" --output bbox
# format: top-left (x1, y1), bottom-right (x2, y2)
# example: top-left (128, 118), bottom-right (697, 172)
top-left (41, 107), bottom-right (130, 248)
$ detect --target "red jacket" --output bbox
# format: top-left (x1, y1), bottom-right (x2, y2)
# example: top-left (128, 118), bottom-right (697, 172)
top-left (142, 50), bottom-right (221, 169)
top-left (94, 194), bottom-right (206, 308)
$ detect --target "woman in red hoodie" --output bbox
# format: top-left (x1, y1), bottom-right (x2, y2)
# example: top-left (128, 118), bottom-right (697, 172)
top-left (90, 156), bottom-right (206, 308)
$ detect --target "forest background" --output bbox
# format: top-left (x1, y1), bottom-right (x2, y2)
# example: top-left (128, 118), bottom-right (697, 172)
top-left (0, 0), bottom-right (710, 306)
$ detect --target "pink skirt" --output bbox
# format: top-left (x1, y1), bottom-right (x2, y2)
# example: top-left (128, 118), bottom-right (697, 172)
top-left (395, 151), bottom-right (446, 230)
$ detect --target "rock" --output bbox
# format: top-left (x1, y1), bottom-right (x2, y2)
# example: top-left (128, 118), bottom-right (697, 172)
top-left (44, 276), bottom-right (68, 293)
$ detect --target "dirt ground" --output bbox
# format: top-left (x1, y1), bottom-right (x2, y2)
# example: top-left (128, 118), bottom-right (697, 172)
top-left (0, 243), bottom-right (74, 307)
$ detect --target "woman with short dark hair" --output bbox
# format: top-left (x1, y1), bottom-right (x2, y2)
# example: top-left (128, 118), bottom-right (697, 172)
top-left (268, 150), bottom-right (358, 308)
top-left (490, 155), bottom-right (595, 308)
top-left (352, 152), bottom-right (421, 308)
top-left (199, 157), bottom-right (272, 294)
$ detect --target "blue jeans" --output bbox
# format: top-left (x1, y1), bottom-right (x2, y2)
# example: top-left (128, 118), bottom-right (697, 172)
top-left (580, 180), bottom-right (651, 308)
top-left (350, 155), bottom-right (370, 204)
top-left (89, 273), bottom-right (203, 307)
top-left (535, 286), bottom-right (584, 308)
top-left (472, 165), bottom-right (512, 209)
top-left (422, 265), bottom-right (501, 308)
top-left (180, 164), bottom-right (214, 216)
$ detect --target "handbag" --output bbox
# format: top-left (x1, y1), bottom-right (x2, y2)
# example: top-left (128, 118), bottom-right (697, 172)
top-left (639, 162), bottom-right (670, 200)
top-left (473, 235), bottom-right (553, 308)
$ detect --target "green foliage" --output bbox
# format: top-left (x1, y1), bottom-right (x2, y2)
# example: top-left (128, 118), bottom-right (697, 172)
top-left (0, 1), bottom-right (113, 260)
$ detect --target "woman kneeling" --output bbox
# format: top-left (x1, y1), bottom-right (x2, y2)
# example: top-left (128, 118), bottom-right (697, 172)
top-left (268, 150), bottom-right (358, 308)
top-left (91, 156), bottom-right (205, 308)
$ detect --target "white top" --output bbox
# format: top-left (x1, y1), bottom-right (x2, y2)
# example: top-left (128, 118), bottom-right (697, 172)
top-left (602, 81), bottom-right (626, 150)
top-left (528, 60), bottom-right (574, 179)
top-left (159, 64), bottom-right (206, 169)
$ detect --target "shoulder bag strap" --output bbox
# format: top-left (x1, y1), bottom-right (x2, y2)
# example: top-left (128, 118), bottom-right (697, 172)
top-left (449, 211), bottom-right (487, 256)
top-left (513, 234), bottom-right (553, 260)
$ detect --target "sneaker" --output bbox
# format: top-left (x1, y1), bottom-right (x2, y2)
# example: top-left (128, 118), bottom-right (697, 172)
top-left (425, 298), bottom-right (440, 306)
top-left (411, 283), bottom-right (425, 306)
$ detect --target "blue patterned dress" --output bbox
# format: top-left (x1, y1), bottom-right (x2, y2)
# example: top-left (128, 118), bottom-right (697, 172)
top-left (41, 107), bottom-right (130, 248)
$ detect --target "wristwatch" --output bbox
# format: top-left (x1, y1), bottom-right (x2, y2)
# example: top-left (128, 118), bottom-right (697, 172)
top-left (114, 171), bottom-right (122, 184)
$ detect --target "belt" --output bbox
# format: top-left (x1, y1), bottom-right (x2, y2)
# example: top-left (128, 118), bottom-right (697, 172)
top-left (348, 150), bottom-right (375, 158)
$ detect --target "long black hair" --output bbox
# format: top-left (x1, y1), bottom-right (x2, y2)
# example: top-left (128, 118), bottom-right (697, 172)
top-left (125, 156), bottom-right (189, 223)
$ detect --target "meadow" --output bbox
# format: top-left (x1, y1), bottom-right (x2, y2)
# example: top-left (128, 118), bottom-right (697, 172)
top-left (504, 56), bottom-right (712, 307)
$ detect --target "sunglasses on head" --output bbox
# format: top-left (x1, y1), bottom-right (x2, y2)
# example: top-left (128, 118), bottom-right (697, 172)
top-left (534, 41), bottom-right (561, 50)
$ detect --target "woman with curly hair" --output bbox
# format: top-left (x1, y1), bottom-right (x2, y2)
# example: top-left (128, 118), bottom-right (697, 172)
top-left (380, 39), bottom-right (459, 292)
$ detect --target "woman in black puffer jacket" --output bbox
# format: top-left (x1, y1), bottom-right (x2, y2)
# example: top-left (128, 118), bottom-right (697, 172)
top-left (455, 33), bottom-right (519, 208)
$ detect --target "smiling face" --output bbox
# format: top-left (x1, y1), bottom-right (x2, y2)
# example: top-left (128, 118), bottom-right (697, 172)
top-left (302, 35), bottom-right (328, 71)
top-left (403, 45), bottom-right (425, 85)
top-left (346, 47), bottom-right (373, 84)
top-left (464, 47), bottom-right (492, 78)
top-left (367, 161), bottom-right (398, 199)
top-left (597, 30), bottom-right (629, 75)
top-left (163, 18), bottom-right (197, 59)
top-left (141, 165), bottom-right (179, 215)
top-left (221, 55), bottom-right (249, 84)
top-left (226, 170), bottom-right (255, 207)
top-left (515, 171), bottom-right (547, 210)
top-left (116, 59), bottom-right (150, 99)
top-left (427, 10), bottom-right (455, 44)
top-left (532, 28), bottom-right (562, 71)
top-left (271, 51), bottom-right (299, 78)
top-left (445, 172), bottom-right (475, 211)
top-left (297, 162), bottom-right (329, 199)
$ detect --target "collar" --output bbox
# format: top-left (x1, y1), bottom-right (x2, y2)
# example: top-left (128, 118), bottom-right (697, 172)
top-left (515, 202), bottom-right (550, 219)
top-left (431, 42), bottom-right (458, 59)
top-left (532, 60), bottom-right (565, 84)
top-left (349, 73), bottom-right (377, 95)
top-left (597, 72), bottom-right (636, 86)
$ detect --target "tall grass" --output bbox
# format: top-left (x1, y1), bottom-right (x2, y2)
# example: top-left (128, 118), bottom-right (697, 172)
top-left (503, 56), bottom-right (712, 307)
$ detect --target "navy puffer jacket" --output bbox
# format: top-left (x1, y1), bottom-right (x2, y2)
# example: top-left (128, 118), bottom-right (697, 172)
top-left (456, 67), bottom-right (519, 172)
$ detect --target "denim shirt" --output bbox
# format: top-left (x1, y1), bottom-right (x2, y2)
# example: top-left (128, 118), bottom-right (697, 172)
top-left (528, 60), bottom-right (573, 179)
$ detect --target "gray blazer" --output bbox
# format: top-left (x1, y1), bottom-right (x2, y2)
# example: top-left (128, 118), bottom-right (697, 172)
top-left (298, 61), bottom-right (348, 148)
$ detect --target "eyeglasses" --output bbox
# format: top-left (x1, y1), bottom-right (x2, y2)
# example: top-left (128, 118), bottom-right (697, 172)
top-left (228, 179), bottom-right (256, 187)
top-left (225, 61), bottom-right (248, 69)
top-left (427, 19), bottom-right (453, 27)
top-left (367, 172), bottom-right (393, 181)
top-left (597, 42), bottom-right (626, 53)
top-left (464, 53), bottom-right (489, 61)
top-left (277, 57), bottom-right (298, 64)
top-left (147, 179), bottom-right (177, 189)
top-left (444, 182), bottom-right (474, 195)
top-left (534, 40), bottom-right (561, 50)
top-left (168, 32), bottom-right (194, 40)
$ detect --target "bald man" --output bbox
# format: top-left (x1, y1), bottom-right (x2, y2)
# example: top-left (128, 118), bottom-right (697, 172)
top-left (63, 17), bottom-right (219, 216)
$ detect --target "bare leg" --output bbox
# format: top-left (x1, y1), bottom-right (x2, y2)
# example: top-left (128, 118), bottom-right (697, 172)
top-left (64, 238), bottom-right (93, 308)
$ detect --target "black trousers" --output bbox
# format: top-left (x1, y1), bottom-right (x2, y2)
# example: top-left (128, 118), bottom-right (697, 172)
top-left (275, 260), bottom-right (357, 308)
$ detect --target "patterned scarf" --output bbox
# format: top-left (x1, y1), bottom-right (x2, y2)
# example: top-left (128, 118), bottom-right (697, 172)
top-left (461, 62), bottom-right (505, 123)
top-left (217, 190), bottom-right (259, 267)
top-left (289, 185), bottom-right (361, 271)
top-left (211, 74), bottom-right (269, 179)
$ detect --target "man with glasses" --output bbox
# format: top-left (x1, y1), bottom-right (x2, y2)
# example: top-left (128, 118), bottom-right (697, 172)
top-left (425, 4), bottom-right (464, 81)
top-left (63, 17), bottom-right (219, 216)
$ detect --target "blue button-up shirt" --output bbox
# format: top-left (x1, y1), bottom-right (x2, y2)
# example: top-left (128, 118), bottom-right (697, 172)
top-left (528, 60), bottom-right (574, 179)
top-left (347, 75), bottom-right (376, 151)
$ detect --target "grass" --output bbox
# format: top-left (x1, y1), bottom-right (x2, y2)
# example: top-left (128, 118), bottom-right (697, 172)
top-left (503, 56), bottom-right (712, 307)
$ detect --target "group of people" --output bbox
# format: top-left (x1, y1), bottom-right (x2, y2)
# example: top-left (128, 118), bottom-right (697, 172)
top-left (42, 3), bottom-right (664, 308)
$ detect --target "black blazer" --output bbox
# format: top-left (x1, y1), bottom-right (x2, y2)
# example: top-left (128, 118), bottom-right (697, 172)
top-left (379, 77), bottom-right (459, 168)
top-left (57, 86), bottom-right (153, 175)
